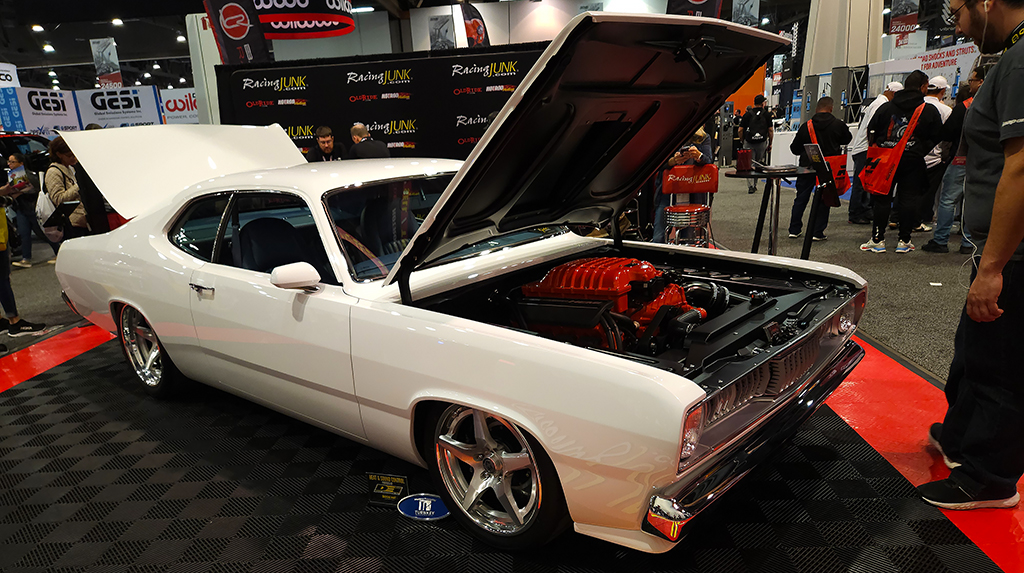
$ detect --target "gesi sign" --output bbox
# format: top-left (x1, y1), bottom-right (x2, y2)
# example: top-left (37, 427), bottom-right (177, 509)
top-left (160, 89), bottom-right (199, 124)
top-left (73, 85), bottom-right (163, 128)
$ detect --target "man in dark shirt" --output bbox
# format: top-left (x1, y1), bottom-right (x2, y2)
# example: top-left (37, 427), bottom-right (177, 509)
top-left (738, 95), bottom-right (774, 193)
top-left (346, 123), bottom-right (390, 159)
top-left (786, 97), bottom-right (853, 240)
top-left (861, 70), bottom-right (943, 253)
top-left (918, 0), bottom-right (1024, 511)
top-left (306, 126), bottom-right (341, 162)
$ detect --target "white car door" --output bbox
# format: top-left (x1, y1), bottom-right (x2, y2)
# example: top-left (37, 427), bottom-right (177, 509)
top-left (188, 191), bottom-right (364, 440)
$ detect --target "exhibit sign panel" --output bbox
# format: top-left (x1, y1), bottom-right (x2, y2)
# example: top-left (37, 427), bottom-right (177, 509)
top-left (219, 46), bottom-right (543, 159)
top-left (666, 0), bottom-right (722, 17)
top-left (0, 88), bottom-right (24, 131)
top-left (74, 86), bottom-right (163, 129)
top-left (16, 88), bottom-right (80, 137)
top-left (253, 0), bottom-right (355, 39)
top-left (203, 0), bottom-right (272, 63)
top-left (91, 38), bottom-right (123, 88)
top-left (160, 89), bottom-right (200, 124)
top-left (890, 0), bottom-right (920, 47)
top-left (0, 63), bottom-right (20, 88)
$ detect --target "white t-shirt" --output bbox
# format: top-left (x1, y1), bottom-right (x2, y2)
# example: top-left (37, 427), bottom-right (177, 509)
top-left (924, 95), bottom-right (952, 168)
top-left (850, 94), bottom-right (889, 155)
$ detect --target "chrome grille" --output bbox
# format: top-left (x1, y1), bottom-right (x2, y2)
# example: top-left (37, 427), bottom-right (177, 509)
top-left (704, 329), bottom-right (822, 428)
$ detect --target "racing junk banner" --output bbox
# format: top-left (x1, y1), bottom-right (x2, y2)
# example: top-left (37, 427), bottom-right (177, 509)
top-left (218, 44), bottom-right (544, 159)
top-left (74, 86), bottom-right (163, 129)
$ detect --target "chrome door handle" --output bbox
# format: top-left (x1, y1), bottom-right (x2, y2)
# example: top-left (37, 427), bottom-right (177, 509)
top-left (190, 283), bottom-right (214, 295)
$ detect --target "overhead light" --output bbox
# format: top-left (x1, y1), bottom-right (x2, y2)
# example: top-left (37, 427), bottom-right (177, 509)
top-left (144, 72), bottom-right (152, 78)
top-left (352, 6), bottom-right (374, 12)
top-left (112, 18), bottom-right (124, 26)
top-left (53, 86), bottom-right (60, 90)
top-left (48, 70), bottom-right (56, 77)
top-left (168, 84), bottom-right (173, 89)
top-left (882, 7), bottom-right (891, 15)
top-left (761, 16), bottom-right (769, 25)
top-left (31, 25), bottom-right (44, 32)
top-left (176, 34), bottom-right (186, 43)
top-left (882, 33), bottom-right (888, 37)
top-left (95, 83), bottom-right (100, 88)
top-left (179, 77), bottom-right (186, 83)
top-left (51, 77), bottom-right (59, 84)
top-left (42, 43), bottom-right (55, 52)
top-left (135, 80), bottom-right (141, 85)
top-left (153, 63), bottom-right (161, 69)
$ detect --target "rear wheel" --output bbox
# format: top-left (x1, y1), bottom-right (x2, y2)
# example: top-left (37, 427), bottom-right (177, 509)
top-left (118, 305), bottom-right (182, 397)
top-left (425, 404), bottom-right (570, 550)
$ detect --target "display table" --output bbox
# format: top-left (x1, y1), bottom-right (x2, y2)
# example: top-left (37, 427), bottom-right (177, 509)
top-left (724, 167), bottom-right (816, 256)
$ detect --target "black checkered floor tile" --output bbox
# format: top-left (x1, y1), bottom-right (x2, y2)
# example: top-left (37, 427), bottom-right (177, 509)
top-left (0, 341), bottom-right (1003, 572)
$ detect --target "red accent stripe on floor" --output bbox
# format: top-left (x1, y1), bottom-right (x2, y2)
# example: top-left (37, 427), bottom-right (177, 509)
top-left (0, 325), bottom-right (115, 393)
top-left (830, 335), bottom-right (1024, 573)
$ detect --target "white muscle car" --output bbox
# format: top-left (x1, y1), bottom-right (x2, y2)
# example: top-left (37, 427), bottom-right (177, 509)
top-left (56, 13), bottom-right (865, 553)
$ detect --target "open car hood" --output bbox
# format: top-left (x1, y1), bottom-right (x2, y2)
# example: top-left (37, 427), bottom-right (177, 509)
top-left (60, 124), bottom-right (305, 219)
top-left (386, 12), bottom-right (787, 288)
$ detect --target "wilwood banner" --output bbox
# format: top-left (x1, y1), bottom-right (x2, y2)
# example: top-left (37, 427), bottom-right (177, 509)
top-left (218, 45), bottom-right (544, 159)
top-left (74, 86), bottom-right (163, 129)
top-left (160, 89), bottom-right (200, 124)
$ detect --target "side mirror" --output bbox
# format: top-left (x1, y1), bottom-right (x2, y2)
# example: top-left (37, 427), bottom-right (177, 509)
top-left (270, 262), bottom-right (321, 291)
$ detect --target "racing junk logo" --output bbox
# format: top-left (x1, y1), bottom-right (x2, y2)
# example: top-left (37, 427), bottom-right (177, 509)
top-left (286, 125), bottom-right (314, 138)
top-left (241, 76), bottom-right (308, 91)
top-left (451, 60), bottom-right (518, 78)
top-left (455, 115), bottom-right (488, 127)
top-left (27, 90), bottom-right (66, 113)
top-left (90, 90), bottom-right (141, 112)
top-left (347, 69), bottom-right (411, 85)
top-left (367, 119), bottom-right (417, 135)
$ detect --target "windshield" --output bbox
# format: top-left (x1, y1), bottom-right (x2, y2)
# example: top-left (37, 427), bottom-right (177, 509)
top-left (325, 174), bottom-right (566, 282)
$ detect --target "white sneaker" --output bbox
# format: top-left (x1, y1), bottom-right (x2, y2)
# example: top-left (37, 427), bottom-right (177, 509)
top-left (860, 239), bottom-right (885, 253)
top-left (896, 240), bottom-right (915, 253)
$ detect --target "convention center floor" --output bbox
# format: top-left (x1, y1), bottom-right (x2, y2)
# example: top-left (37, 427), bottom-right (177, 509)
top-left (0, 173), bottom-right (1020, 573)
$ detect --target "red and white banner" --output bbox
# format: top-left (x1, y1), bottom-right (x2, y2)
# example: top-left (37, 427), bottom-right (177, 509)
top-left (890, 0), bottom-right (920, 46)
top-left (203, 0), bottom-right (272, 64)
top-left (666, 0), bottom-right (722, 18)
top-left (160, 89), bottom-right (199, 124)
top-left (252, 0), bottom-right (355, 39)
top-left (90, 38), bottom-right (123, 88)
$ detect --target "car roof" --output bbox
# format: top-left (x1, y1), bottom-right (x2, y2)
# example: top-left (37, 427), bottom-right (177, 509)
top-left (193, 157), bottom-right (465, 201)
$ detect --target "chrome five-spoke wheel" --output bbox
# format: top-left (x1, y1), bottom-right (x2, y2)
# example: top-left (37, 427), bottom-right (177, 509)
top-left (118, 305), bottom-right (181, 396)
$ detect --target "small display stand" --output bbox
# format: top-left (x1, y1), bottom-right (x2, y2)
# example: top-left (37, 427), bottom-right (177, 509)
top-left (723, 167), bottom-right (815, 256)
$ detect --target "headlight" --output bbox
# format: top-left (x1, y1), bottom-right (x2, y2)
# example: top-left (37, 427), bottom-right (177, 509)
top-left (679, 403), bottom-right (705, 471)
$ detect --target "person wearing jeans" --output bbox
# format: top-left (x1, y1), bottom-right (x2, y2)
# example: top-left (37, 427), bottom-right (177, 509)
top-left (0, 190), bottom-right (46, 342)
top-left (848, 81), bottom-right (903, 224)
top-left (925, 162), bottom-right (974, 253)
top-left (6, 154), bottom-right (59, 267)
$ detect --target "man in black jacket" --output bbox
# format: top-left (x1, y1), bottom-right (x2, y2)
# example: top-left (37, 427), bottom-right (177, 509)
top-left (861, 70), bottom-right (943, 253)
top-left (787, 97), bottom-right (852, 240)
top-left (346, 123), bottom-right (390, 159)
top-left (306, 126), bottom-right (341, 162)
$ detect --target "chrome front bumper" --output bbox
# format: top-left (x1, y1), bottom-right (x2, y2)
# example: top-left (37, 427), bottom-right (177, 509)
top-left (643, 340), bottom-right (864, 542)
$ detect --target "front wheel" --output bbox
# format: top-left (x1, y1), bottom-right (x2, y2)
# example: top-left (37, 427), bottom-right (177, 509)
top-left (118, 305), bottom-right (183, 397)
top-left (425, 404), bottom-right (570, 550)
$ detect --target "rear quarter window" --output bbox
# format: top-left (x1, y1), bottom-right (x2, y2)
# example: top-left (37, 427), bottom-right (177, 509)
top-left (168, 195), bottom-right (230, 261)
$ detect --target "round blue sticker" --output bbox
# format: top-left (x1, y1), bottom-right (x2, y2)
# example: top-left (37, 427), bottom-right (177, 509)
top-left (397, 493), bottom-right (450, 521)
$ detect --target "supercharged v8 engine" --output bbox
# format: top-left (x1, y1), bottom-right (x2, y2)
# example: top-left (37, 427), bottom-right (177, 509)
top-left (513, 258), bottom-right (731, 355)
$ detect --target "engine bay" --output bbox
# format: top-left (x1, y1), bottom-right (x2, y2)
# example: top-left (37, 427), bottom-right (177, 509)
top-left (420, 248), bottom-right (863, 383)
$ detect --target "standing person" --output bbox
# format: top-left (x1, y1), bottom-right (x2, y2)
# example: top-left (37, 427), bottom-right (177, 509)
top-left (923, 67), bottom-right (986, 253)
top-left (917, 75), bottom-right (954, 231)
top-left (918, 0), bottom-right (1024, 511)
top-left (5, 154), bottom-right (58, 267)
top-left (306, 126), bottom-right (341, 162)
top-left (859, 70), bottom-right (943, 254)
top-left (848, 82), bottom-right (903, 224)
top-left (738, 95), bottom-right (773, 193)
top-left (45, 137), bottom-right (90, 241)
top-left (787, 97), bottom-right (853, 241)
top-left (0, 188), bottom-right (45, 341)
top-left (347, 123), bottom-right (390, 159)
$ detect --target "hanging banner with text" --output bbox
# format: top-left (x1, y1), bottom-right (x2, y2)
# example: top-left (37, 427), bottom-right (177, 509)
top-left (0, 63), bottom-right (20, 88)
top-left (890, 0), bottom-right (920, 46)
top-left (731, 0), bottom-right (759, 28)
top-left (160, 89), bottom-right (200, 124)
top-left (217, 44), bottom-right (544, 159)
top-left (666, 0), bottom-right (722, 17)
top-left (91, 38), bottom-right (123, 88)
top-left (254, 0), bottom-right (355, 39)
top-left (74, 86), bottom-right (163, 129)
top-left (204, 0), bottom-right (272, 64)
top-left (0, 88), bottom-right (25, 132)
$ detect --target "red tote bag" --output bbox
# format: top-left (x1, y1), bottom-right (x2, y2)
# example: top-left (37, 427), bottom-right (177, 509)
top-left (807, 119), bottom-right (851, 194)
top-left (861, 104), bottom-right (925, 196)
top-left (662, 164), bottom-right (719, 195)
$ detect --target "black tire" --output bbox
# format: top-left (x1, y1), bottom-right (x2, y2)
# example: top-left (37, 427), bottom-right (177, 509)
top-left (423, 403), bottom-right (571, 550)
top-left (117, 305), bottom-right (184, 398)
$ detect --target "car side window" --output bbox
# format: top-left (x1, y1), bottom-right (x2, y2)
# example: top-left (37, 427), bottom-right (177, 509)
top-left (168, 195), bottom-right (230, 262)
top-left (219, 192), bottom-right (337, 285)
